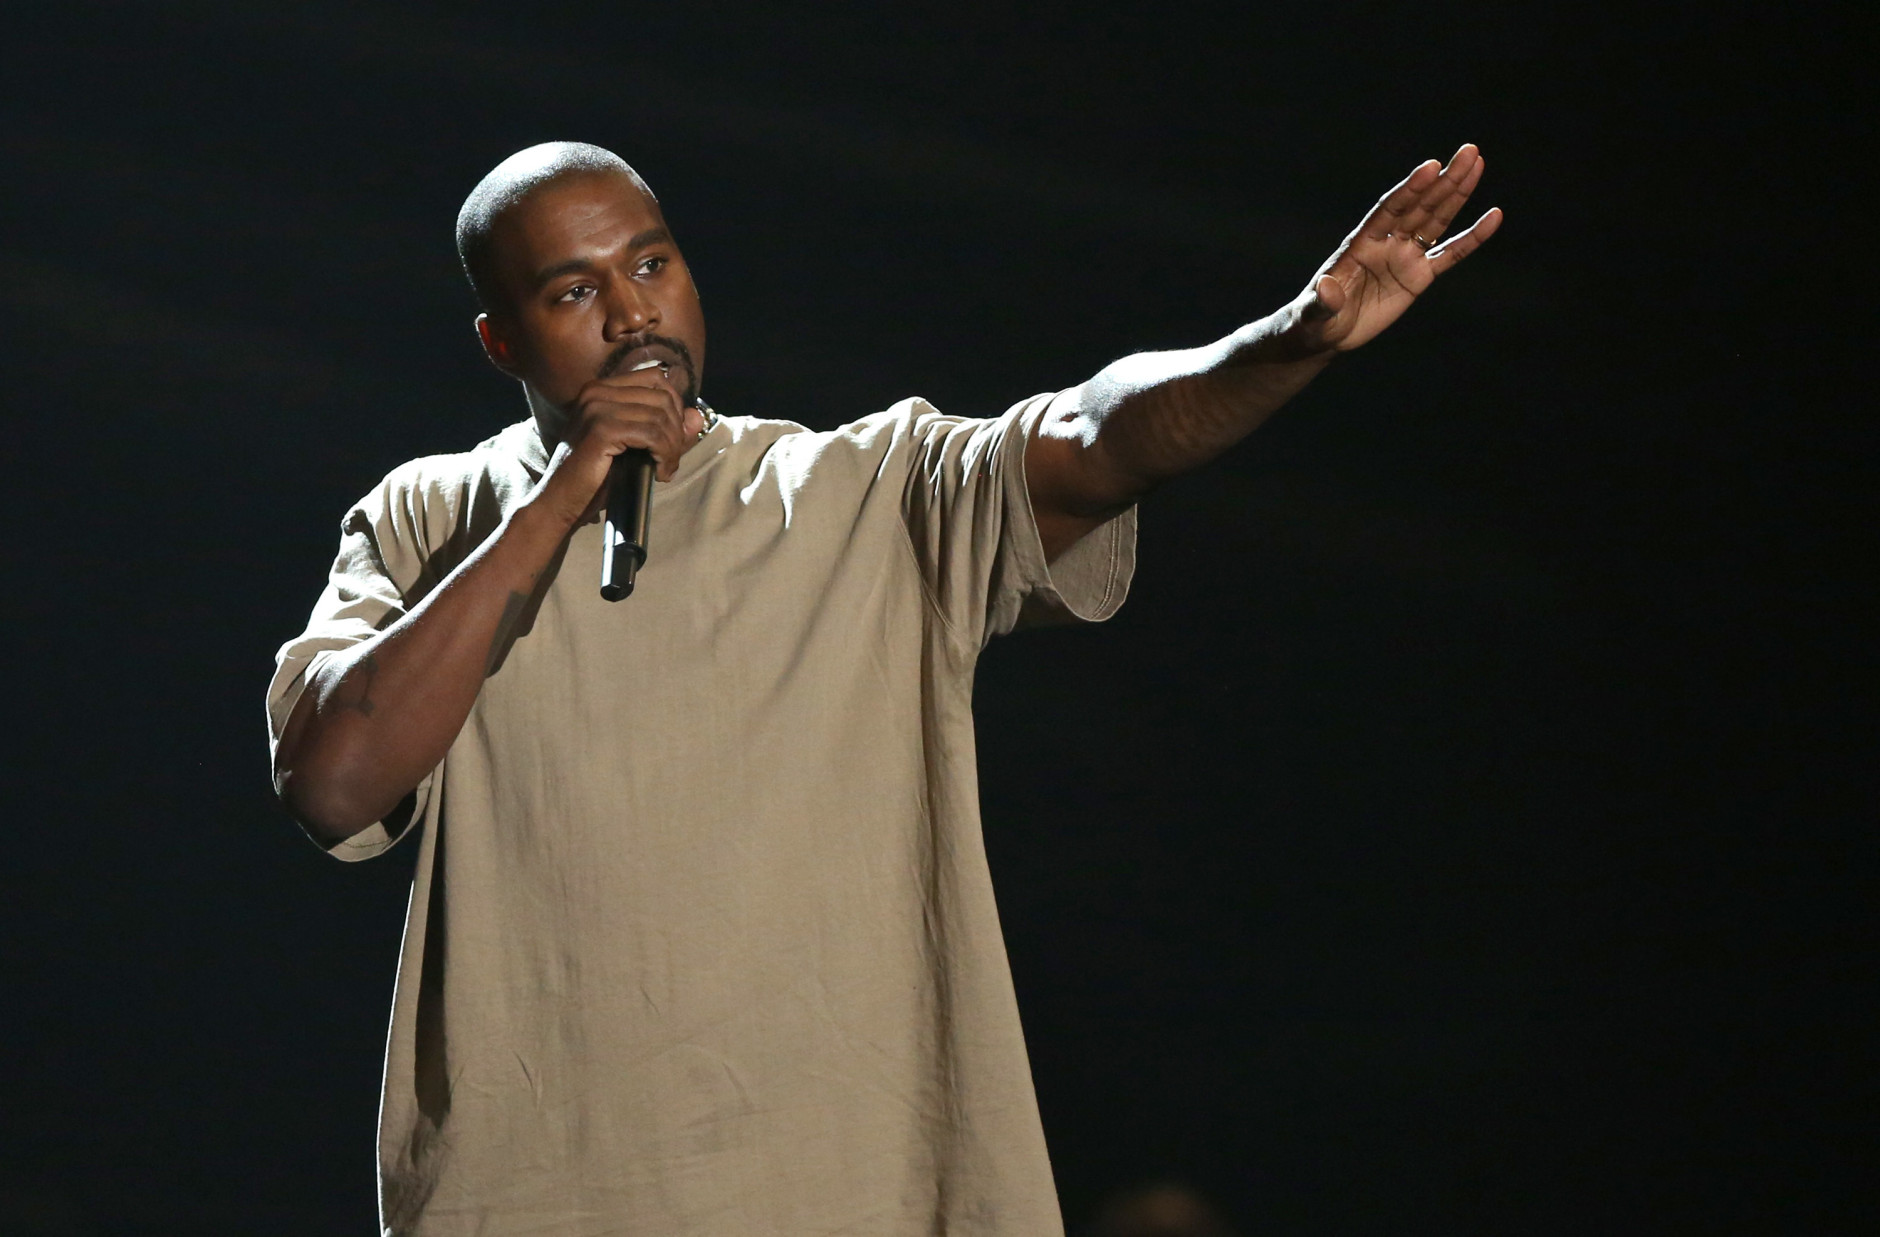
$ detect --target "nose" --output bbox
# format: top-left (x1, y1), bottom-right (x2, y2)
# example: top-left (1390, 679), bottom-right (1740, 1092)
top-left (601, 274), bottom-right (657, 341)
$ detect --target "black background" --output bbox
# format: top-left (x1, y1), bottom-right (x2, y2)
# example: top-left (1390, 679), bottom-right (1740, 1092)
top-left (1, 1), bottom-right (1869, 1233)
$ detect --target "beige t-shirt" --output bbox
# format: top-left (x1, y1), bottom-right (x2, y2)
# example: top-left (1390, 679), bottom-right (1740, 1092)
top-left (267, 392), bottom-right (1136, 1236)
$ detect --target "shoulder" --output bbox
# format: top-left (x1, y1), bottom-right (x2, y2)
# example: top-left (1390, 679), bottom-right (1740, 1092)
top-left (343, 421), bottom-right (538, 568)
top-left (712, 401), bottom-right (952, 495)
top-left (714, 411), bottom-right (811, 455)
top-left (707, 395), bottom-right (1054, 495)
top-left (747, 398), bottom-right (960, 465)
top-left (836, 397), bottom-right (956, 446)
top-left (359, 422), bottom-right (534, 514)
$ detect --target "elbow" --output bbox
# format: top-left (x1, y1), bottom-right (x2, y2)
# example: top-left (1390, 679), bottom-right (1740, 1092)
top-left (272, 681), bottom-right (411, 847)
top-left (273, 750), bottom-right (400, 849)
top-left (1031, 410), bottom-right (1154, 517)
top-left (276, 771), bottom-right (377, 849)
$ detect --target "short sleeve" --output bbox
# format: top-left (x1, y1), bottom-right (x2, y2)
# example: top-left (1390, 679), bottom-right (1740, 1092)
top-left (266, 467), bottom-right (453, 860)
top-left (899, 390), bottom-right (1137, 649)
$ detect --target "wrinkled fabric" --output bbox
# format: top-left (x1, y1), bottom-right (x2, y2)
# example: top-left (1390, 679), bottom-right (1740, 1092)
top-left (267, 392), bottom-right (1135, 1236)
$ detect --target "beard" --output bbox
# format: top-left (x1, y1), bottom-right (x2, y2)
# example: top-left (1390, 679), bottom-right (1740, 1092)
top-left (596, 332), bottom-right (701, 408)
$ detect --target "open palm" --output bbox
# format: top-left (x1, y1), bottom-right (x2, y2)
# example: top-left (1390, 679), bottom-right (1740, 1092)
top-left (1299, 144), bottom-right (1502, 353)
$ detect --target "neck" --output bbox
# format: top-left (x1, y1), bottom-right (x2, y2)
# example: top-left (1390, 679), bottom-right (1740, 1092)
top-left (525, 382), bottom-right (570, 450)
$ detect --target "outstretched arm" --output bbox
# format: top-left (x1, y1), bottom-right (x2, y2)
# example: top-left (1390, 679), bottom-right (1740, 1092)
top-left (1026, 144), bottom-right (1503, 560)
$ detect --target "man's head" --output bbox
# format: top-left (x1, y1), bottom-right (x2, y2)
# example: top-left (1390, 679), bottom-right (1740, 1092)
top-left (456, 142), bottom-right (706, 418)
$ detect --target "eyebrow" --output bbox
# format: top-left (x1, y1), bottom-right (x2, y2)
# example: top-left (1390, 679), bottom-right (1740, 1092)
top-left (530, 228), bottom-right (674, 288)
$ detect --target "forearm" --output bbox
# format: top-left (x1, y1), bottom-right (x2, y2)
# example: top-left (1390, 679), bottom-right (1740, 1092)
top-left (1028, 145), bottom-right (1498, 556)
top-left (274, 497), bottom-right (577, 842)
top-left (1026, 301), bottom-right (1333, 559)
top-left (1058, 302), bottom-right (1332, 512)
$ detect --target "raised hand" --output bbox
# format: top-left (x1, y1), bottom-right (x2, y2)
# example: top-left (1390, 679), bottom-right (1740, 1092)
top-left (537, 362), bottom-right (705, 527)
top-left (1290, 143), bottom-right (1502, 354)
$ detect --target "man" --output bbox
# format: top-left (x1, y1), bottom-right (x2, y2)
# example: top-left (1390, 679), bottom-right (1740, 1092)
top-left (269, 140), bottom-right (1497, 1234)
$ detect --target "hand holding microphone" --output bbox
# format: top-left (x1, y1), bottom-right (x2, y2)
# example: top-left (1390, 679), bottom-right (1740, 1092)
top-left (597, 357), bottom-right (697, 600)
top-left (528, 356), bottom-right (703, 599)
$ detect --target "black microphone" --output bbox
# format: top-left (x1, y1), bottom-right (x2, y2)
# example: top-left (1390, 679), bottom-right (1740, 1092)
top-left (600, 447), bottom-right (655, 601)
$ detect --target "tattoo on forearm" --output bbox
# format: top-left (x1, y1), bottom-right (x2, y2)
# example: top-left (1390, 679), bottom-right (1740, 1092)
top-left (340, 652), bottom-right (379, 717)
top-left (488, 590), bottom-right (528, 674)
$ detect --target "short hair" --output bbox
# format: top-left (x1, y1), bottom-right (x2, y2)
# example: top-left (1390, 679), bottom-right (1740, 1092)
top-left (455, 142), bottom-right (655, 311)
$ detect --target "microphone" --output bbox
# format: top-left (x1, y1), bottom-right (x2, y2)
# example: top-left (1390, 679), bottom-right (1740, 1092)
top-left (598, 355), bottom-right (691, 601)
top-left (600, 447), bottom-right (655, 601)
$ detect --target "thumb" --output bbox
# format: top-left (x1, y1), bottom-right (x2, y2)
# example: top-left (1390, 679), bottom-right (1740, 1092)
top-left (1307, 273), bottom-right (1346, 319)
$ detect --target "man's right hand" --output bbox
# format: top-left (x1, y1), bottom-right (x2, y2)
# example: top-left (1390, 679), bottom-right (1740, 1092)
top-left (277, 370), bottom-right (707, 841)
top-left (533, 366), bottom-right (706, 528)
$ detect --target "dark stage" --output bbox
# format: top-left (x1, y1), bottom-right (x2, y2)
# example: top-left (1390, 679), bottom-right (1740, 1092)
top-left (0, 2), bottom-right (1867, 1232)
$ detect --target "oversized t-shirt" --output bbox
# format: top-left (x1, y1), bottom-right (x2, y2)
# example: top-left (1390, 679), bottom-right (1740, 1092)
top-left (267, 392), bottom-right (1136, 1236)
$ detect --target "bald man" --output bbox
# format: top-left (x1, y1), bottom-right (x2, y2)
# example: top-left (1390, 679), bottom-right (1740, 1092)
top-left (269, 141), bottom-right (1497, 1235)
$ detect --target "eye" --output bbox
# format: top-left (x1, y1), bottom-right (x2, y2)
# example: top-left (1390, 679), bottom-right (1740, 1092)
top-left (635, 255), bottom-right (669, 277)
top-left (557, 283), bottom-right (596, 304)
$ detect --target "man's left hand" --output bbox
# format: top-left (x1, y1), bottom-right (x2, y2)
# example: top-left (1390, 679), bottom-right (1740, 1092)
top-left (1028, 142), bottom-right (1502, 562)
top-left (1286, 143), bottom-right (1502, 356)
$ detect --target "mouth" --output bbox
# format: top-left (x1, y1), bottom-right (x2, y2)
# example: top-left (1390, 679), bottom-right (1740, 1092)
top-left (596, 334), bottom-right (700, 406)
top-left (613, 343), bottom-right (683, 376)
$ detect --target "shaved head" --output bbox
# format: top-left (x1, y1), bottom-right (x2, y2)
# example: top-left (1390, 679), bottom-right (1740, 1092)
top-left (456, 141), bottom-right (656, 311)
top-left (452, 142), bottom-right (706, 434)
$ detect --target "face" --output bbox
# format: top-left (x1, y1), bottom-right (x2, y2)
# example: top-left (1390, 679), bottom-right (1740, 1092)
top-left (477, 170), bottom-right (707, 414)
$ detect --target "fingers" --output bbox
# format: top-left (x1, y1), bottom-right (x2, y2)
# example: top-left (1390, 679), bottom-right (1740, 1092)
top-left (584, 369), bottom-right (686, 413)
top-left (1359, 144), bottom-right (1484, 248)
top-left (1359, 157), bottom-right (1442, 242)
top-left (1410, 144), bottom-right (1485, 245)
top-left (571, 373), bottom-right (693, 481)
top-left (534, 372), bottom-right (696, 527)
top-left (1427, 205), bottom-right (1503, 274)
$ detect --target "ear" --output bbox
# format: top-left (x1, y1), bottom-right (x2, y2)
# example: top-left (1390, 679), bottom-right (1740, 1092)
top-left (476, 313), bottom-right (520, 375)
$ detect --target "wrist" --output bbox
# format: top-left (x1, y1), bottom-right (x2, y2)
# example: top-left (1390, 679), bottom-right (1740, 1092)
top-left (512, 485), bottom-right (587, 542)
top-left (523, 437), bottom-right (611, 529)
top-left (1233, 304), bottom-right (1338, 368)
